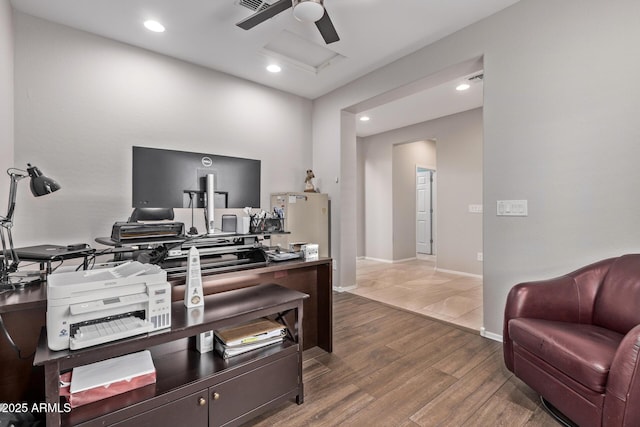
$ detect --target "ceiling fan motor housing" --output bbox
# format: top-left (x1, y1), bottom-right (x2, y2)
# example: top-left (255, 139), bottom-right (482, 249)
top-left (293, 0), bottom-right (325, 22)
top-left (237, 0), bottom-right (338, 44)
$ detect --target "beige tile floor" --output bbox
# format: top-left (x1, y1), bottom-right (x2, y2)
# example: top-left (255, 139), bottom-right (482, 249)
top-left (350, 257), bottom-right (483, 331)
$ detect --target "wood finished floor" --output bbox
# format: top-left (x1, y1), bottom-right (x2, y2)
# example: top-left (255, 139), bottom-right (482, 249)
top-left (351, 258), bottom-right (483, 331)
top-left (246, 292), bottom-right (558, 427)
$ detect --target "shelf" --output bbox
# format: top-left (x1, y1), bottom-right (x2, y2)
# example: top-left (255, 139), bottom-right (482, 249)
top-left (34, 283), bottom-right (308, 426)
top-left (60, 340), bottom-right (298, 426)
top-left (34, 284), bottom-right (307, 370)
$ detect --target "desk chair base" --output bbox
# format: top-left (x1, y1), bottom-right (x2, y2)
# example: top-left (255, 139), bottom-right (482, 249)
top-left (540, 397), bottom-right (578, 427)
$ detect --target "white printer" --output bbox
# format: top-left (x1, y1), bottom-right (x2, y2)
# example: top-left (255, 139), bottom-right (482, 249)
top-left (47, 262), bottom-right (172, 351)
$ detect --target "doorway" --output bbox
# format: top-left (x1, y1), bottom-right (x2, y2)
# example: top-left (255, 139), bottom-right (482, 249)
top-left (416, 166), bottom-right (435, 255)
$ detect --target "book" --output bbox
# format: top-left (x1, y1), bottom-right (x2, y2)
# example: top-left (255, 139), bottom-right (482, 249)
top-left (214, 318), bottom-right (286, 347)
top-left (214, 336), bottom-right (284, 359)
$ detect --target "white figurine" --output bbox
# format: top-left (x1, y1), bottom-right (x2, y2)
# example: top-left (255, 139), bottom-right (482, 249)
top-left (304, 169), bottom-right (317, 193)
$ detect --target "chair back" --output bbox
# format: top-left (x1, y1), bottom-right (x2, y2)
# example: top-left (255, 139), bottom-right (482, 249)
top-left (593, 254), bottom-right (640, 334)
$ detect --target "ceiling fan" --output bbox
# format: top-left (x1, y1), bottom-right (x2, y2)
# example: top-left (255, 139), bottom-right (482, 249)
top-left (236, 0), bottom-right (340, 45)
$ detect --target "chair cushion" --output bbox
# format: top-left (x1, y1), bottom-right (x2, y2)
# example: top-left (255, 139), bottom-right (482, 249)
top-left (509, 318), bottom-right (623, 393)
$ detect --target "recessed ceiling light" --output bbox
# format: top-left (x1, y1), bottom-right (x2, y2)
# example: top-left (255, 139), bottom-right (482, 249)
top-left (144, 20), bottom-right (165, 33)
top-left (456, 83), bottom-right (470, 91)
top-left (359, 116), bottom-right (371, 122)
top-left (266, 64), bottom-right (282, 73)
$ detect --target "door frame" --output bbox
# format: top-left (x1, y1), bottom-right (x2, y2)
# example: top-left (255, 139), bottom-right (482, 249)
top-left (416, 165), bottom-right (436, 255)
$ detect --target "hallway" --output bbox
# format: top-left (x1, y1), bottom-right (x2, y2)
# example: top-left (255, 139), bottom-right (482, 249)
top-left (351, 258), bottom-right (483, 331)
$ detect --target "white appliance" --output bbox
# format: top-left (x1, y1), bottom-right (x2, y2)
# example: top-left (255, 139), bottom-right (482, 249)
top-left (47, 262), bottom-right (171, 351)
top-left (270, 192), bottom-right (330, 258)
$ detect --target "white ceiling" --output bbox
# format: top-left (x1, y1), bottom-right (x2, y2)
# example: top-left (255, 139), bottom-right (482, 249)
top-left (10, 0), bottom-right (516, 136)
top-left (356, 71), bottom-right (484, 137)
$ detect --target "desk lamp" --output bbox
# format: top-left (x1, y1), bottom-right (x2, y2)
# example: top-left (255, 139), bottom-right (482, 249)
top-left (0, 163), bottom-right (60, 289)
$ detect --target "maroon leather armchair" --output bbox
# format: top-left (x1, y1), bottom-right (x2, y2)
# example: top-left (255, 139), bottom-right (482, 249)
top-left (504, 254), bottom-right (640, 427)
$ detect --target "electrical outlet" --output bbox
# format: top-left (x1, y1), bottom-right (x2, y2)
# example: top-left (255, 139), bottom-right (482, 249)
top-left (332, 260), bottom-right (337, 270)
top-left (477, 252), bottom-right (483, 262)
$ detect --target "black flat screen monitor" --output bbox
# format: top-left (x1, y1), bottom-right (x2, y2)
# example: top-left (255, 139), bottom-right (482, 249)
top-left (132, 146), bottom-right (261, 209)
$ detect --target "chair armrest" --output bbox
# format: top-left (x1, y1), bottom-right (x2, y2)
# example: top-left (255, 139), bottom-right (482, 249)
top-left (604, 324), bottom-right (640, 426)
top-left (503, 275), bottom-right (578, 370)
top-left (505, 275), bottom-right (581, 323)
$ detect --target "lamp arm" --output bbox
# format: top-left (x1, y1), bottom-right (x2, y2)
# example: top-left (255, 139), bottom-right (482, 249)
top-left (4, 171), bottom-right (27, 224)
top-left (0, 225), bottom-right (19, 275)
top-left (0, 226), bottom-right (8, 279)
top-left (1, 164), bottom-right (59, 287)
top-left (1, 171), bottom-right (27, 280)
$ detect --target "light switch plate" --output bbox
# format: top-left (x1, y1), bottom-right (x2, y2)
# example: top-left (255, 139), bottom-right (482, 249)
top-left (497, 200), bottom-right (528, 216)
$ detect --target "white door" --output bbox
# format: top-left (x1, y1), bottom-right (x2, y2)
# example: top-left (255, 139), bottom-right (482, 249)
top-left (416, 168), bottom-right (435, 254)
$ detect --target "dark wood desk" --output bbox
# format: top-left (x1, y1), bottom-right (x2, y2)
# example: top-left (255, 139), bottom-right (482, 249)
top-left (173, 258), bottom-right (333, 353)
top-left (0, 258), bottom-right (332, 405)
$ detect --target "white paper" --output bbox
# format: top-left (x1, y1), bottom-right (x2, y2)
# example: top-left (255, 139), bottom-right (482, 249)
top-left (70, 350), bottom-right (155, 393)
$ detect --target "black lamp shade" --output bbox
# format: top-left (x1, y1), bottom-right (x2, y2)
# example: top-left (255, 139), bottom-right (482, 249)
top-left (27, 164), bottom-right (61, 196)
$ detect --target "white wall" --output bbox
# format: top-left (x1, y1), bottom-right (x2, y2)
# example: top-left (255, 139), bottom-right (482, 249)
top-left (314, 0), bottom-right (640, 335)
top-left (359, 138), bottom-right (437, 262)
top-left (0, 0), bottom-right (13, 205)
top-left (359, 108), bottom-right (481, 275)
top-left (392, 140), bottom-right (436, 261)
top-left (336, 110), bottom-right (357, 290)
top-left (356, 136), bottom-right (365, 257)
top-left (435, 109), bottom-right (482, 275)
top-left (12, 13), bottom-right (312, 248)
top-left (360, 136), bottom-right (393, 261)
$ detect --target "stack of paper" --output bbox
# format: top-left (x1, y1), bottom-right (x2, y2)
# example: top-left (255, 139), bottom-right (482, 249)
top-left (63, 350), bottom-right (156, 407)
top-left (214, 318), bottom-right (286, 359)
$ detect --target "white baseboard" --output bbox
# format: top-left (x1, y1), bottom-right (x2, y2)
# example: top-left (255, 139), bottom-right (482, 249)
top-left (480, 327), bottom-right (502, 343)
top-left (333, 285), bottom-right (357, 293)
top-left (363, 257), bottom-right (419, 264)
top-left (393, 257), bottom-right (417, 264)
top-left (435, 268), bottom-right (483, 279)
top-left (363, 257), bottom-right (393, 263)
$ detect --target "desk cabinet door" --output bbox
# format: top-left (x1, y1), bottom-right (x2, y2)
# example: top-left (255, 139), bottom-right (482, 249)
top-left (210, 353), bottom-right (299, 427)
top-left (111, 390), bottom-right (208, 427)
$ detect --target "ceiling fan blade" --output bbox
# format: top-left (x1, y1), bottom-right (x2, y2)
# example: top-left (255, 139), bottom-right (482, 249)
top-left (236, 0), bottom-right (293, 30)
top-left (315, 9), bottom-right (339, 44)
